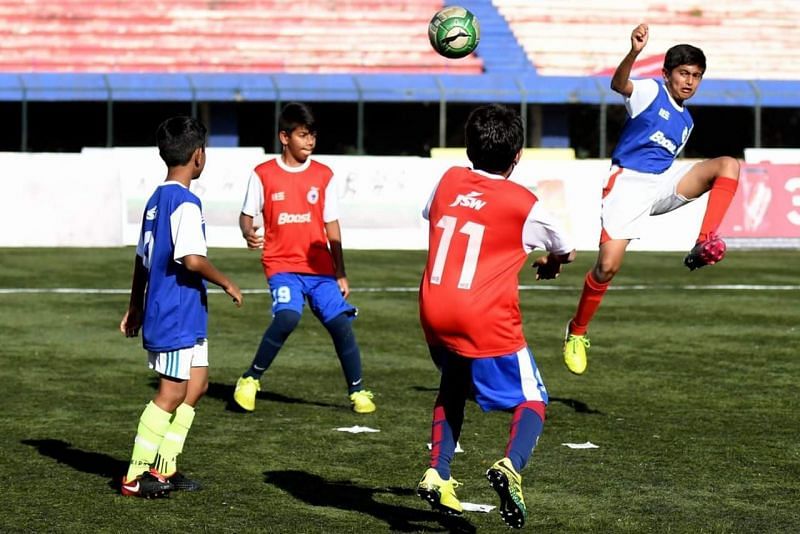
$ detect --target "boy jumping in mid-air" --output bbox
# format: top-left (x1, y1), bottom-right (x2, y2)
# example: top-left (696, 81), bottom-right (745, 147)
top-left (232, 102), bottom-right (375, 414)
top-left (417, 104), bottom-right (576, 529)
top-left (120, 116), bottom-right (243, 498)
top-left (563, 23), bottom-right (740, 375)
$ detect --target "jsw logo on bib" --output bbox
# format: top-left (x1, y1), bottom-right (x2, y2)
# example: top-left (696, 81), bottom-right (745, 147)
top-left (277, 212), bottom-right (312, 225)
top-left (449, 191), bottom-right (487, 211)
top-left (649, 130), bottom-right (677, 154)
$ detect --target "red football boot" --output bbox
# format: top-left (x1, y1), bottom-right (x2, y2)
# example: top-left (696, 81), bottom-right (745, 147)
top-left (684, 232), bottom-right (727, 271)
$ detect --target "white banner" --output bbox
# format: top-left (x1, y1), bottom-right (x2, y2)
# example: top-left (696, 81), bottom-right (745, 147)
top-left (0, 152), bottom-right (120, 246)
top-left (744, 148), bottom-right (800, 164)
top-left (81, 147), bottom-right (266, 248)
top-left (0, 149), bottom-right (711, 251)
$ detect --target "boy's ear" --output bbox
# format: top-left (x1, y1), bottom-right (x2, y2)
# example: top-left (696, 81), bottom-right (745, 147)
top-left (509, 149), bottom-right (522, 171)
top-left (278, 130), bottom-right (290, 147)
top-left (193, 147), bottom-right (204, 168)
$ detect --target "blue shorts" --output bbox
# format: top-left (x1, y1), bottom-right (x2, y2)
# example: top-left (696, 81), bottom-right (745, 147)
top-left (430, 345), bottom-right (548, 412)
top-left (267, 273), bottom-right (357, 324)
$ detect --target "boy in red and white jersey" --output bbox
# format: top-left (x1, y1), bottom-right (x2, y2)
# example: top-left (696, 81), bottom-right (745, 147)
top-left (416, 104), bottom-right (576, 529)
top-left (232, 102), bottom-right (375, 415)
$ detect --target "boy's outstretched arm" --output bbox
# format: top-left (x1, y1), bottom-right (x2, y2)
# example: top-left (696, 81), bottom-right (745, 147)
top-left (611, 23), bottom-right (649, 97)
top-left (120, 255), bottom-right (148, 336)
top-left (183, 255), bottom-right (243, 306)
top-left (324, 220), bottom-right (350, 298)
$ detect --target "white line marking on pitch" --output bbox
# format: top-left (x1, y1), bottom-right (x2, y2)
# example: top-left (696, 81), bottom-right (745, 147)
top-left (0, 284), bottom-right (798, 295)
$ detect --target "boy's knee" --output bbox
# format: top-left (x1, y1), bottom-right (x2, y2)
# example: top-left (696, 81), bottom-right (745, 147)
top-left (324, 313), bottom-right (360, 348)
top-left (325, 310), bottom-right (354, 325)
top-left (592, 262), bottom-right (619, 283)
top-left (272, 310), bottom-right (301, 333)
top-left (181, 380), bottom-right (207, 407)
top-left (718, 156), bottom-right (740, 179)
top-left (154, 390), bottom-right (185, 413)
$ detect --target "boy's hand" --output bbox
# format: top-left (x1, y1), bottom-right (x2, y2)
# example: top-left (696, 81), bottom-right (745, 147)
top-left (631, 23), bottom-right (648, 53)
top-left (120, 308), bottom-right (143, 337)
top-left (226, 283), bottom-right (244, 307)
top-left (532, 254), bottom-right (563, 280)
top-left (243, 226), bottom-right (264, 250)
top-left (337, 276), bottom-right (350, 299)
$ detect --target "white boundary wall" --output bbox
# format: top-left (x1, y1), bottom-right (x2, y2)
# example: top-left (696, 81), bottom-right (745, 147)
top-left (0, 147), bottom-right (725, 251)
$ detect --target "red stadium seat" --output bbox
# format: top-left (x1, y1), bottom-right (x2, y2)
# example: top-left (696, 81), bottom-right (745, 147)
top-left (0, 0), bottom-right (483, 74)
top-left (494, 0), bottom-right (800, 80)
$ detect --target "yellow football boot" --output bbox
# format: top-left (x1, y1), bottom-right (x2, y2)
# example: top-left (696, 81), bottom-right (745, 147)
top-left (486, 457), bottom-right (526, 529)
top-left (417, 468), bottom-right (462, 515)
top-left (563, 324), bottom-right (590, 375)
top-left (349, 390), bottom-right (376, 414)
top-left (233, 376), bottom-right (260, 412)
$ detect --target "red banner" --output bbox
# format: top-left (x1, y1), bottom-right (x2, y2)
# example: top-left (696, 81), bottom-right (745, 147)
top-left (720, 164), bottom-right (800, 238)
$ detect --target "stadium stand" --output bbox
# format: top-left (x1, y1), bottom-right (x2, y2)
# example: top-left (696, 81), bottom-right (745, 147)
top-left (1, 0), bottom-right (798, 107)
top-left (0, 0), bottom-right (483, 73)
top-left (456, 0), bottom-right (531, 73)
top-left (496, 0), bottom-right (800, 79)
top-left (0, 0), bottom-right (797, 153)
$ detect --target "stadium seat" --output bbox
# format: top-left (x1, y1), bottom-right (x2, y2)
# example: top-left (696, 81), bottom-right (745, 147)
top-left (494, 0), bottom-right (800, 79)
top-left (0, 0), bottom-right (483, 74)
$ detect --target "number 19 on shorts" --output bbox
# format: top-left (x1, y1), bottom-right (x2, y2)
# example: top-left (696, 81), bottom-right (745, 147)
top-left (271, 286), bottom-right (291, 307)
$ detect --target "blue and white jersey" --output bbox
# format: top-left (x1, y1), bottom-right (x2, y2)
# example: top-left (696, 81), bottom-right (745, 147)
top-left (611, 78), bottom-right (694, 174)
top-left (137, 182), bottom-right (208, 352)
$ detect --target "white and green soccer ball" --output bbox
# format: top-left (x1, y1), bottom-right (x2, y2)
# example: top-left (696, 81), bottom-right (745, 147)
top-left (428, 6), bottom-right (480, 59)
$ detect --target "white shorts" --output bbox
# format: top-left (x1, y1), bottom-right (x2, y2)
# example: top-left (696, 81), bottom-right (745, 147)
top-left (147, 339), bottom-right (208, 380)
top-left (601, 161), bottom-right (698, 241)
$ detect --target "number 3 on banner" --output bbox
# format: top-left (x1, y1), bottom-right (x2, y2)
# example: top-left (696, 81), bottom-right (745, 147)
top-left (430, 215), bottom-right (485, 290)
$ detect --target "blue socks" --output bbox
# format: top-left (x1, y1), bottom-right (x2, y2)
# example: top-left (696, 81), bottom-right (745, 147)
top-left (323, 313), bottom-right (364, 394)
top-left (430, 397), bottom-right (465, 480)
top-left (244, 310), bottom-right (301, 379)
top-left (505, 403), bottom-right (545, 472)
top-left (429, 351), bottom-right (471, 480)
top-left (244, 311), bottom-right (364, 396)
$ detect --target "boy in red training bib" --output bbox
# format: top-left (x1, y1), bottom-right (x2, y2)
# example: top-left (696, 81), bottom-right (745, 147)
top-left (232, 102), bottom-right (375, 415)
top-left (416, 104), bottom-right (576, 529)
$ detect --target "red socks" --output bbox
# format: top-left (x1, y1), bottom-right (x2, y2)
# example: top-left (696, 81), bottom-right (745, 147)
top-left (570, 272), bottom-right (609, 336)
top-left (698, 176), bottom-right (738, 243)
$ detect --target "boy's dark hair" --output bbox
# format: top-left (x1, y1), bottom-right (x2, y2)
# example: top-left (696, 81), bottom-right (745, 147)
top-left (465, 104), bottom-right (524, 174)
top-left (156, 116), bottom-right (207, 167)
top-left (279, 102), bottom-right (317, 135)
top-left (664, 44), bottom-right (706, 74)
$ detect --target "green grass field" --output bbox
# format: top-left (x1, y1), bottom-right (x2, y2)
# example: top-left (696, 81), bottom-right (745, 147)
top-left (1, 247), bottom-right (798, 533)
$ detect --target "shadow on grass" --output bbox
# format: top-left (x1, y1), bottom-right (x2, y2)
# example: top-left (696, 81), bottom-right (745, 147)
top-left (201, 381), bottom-right (344, 412)
top-left (22, 438), bottom-right (125, 490)
top-left (550, 397), bottom-right (603, 414)
top-left (265, 470), bottom-right (476, 533)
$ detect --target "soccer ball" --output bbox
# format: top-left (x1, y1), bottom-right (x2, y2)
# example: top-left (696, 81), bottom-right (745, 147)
top-left (428, 6), bottom-right (480, 59)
